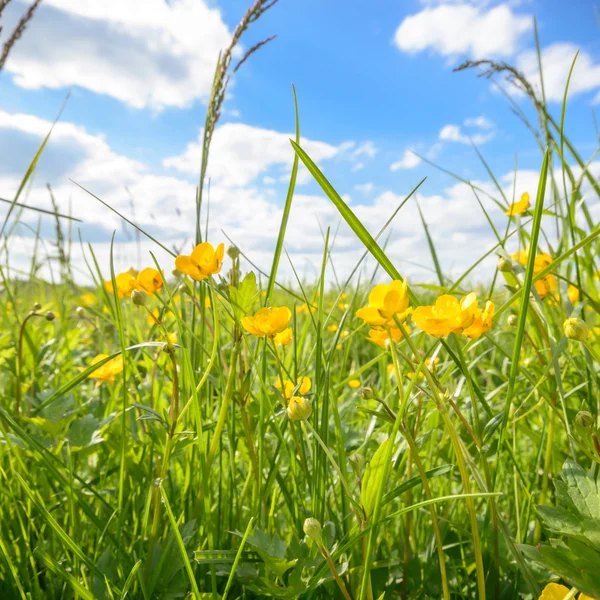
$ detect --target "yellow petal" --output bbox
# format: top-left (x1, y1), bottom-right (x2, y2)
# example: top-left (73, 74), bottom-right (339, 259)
top-left (368, 284), bottom-right (390, 309)
top-left (538, 583), bottom-right (571, 600)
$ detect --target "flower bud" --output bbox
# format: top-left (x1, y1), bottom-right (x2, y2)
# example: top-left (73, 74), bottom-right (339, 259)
top-left (227, 245), bottom-right (240, 259)
top-left (45, 311), bottom-right (56, 322)
top-left (303, 517), bottom-right (324, 545)
top-left (172, 268), bottom-right (183, 277)
top-left (507, 314), bottom-right (518, 327)
top-left (33, 302), bottom-right (42, 311)
top-left (575, 410), bottom-right (594, 428)
top-left (497, 257), bottom-right (513, 273)
top-left (177, 283), bottom-right (190, 295)
top-left (76, 306), bottom-right (85, 318)
top-left (360, 386), bottom-right (375, 400)
top-left (564, 317), bottom-right (590, 342)
top-left (287, 396), bottom-right (312, 421)
top-left (131, 289), bottom-right (148, 307)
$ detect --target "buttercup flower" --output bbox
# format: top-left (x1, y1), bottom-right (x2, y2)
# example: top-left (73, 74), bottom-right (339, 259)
top-left (367, 324), bottom-right (411, 347)
top-left (81, 292), bottom-right (96, 306)
top-left (276, 376), bottom-right (311, 399)
top-left (462, 300), bottom-right (495, 339)
top-left (505, 192), bottom-right (530, 216)
top-left (273, 327), bottom-right (293, 346)
top-left (538, 583), bottom-right (592, 600)
top-left (85, 354), bottom-right (124, 384)
top-left (356, 279), bottom-right (411, 328)
top-left (296, 303), bottom-right (316, 314)
top-left (348, 379), bottom-right (361, 390)
top-left (407, 356), bottom-right (440, 380)
top-left (175, 242), bottom-right (225, 281)
top-left (242, 306), bottom-right (291, 338)
top-left (511, 249), bottom-right (557, 300)
top-left (568, 284), bottom-right (580, 305)
top-left (287, 396), bottom-right (312, 421)
top-left (135, 267), bottom-right (163, 294)
top-left (104, 272), bottom-right (138, 299)
top-left (412, 293), bottom-right (483, 337)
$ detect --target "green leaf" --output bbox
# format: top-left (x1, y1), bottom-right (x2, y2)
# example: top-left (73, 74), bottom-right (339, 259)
top-left (247, 529), bottom-right (286, 559)
top-left (230, 271), bottom-right (258, 320)
top-left (536, 505), bottom-right (582, 536)
top-left (361, 439), bottom-right (391, 517)
top-left (247, 529), bottom-right (296, 578)
top-left (291, 141), bottom-right (402, 283)
top-left (67, 414), bottom-right (101, 447)
top-left (561, 459), bottom-right (600, 521)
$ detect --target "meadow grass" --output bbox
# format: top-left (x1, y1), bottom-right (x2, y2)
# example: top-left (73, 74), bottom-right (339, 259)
top-left (2, 7), bottom-right (600, 600)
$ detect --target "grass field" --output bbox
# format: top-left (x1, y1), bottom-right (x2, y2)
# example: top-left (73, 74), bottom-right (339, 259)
top-left (2, 3), bottom-right (600, 600)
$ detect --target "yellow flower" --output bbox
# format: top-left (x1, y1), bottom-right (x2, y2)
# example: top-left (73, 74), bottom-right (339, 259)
top-left (276, 376), bottom-right (311, 399)
top-left (367, 324), bottom-right (411, 347)
top-left (273, 327), bottom-right (293, 346)
top-left (147, 308), bottom-right (161, 326)
top-left (407, 356), bottom-right (440, 380)
top-left (511, 249), bottom-right (557, 300)
top-left (537, 583), bottom-right (591, 600)
top-left (104, 272), bottom-right (137, 299)
top-left (205, 296), bottom-right (211, 309)
top-left (505, 192), bottom-right (530, 216)
top-left (296, 302), bottom-right (316, 314)
top-left (135, 268), bottom-right (163, 294)
top-left (568, 284), bottom-right (580, 305)
top-left (81, 292), bottom-right (96, 306)
top-left (287, 396), bottom-right (312, 421)
top-left (242, 306), bottom-right (291, 338)
top-left (411, 293), bottom-right (482, 337)
top-left (85, 354), bottom-right (124, 384)
top-left (356, 279), bottom-right (411, 328)
top-left (348, 379), bottom-right (361, 390)
top-left (462, 300), bottom-right (495, 339)
top-left (336, 344), bottom-right (343, 351)
top-left (327, 324), bottom-right (339, 332)
top-left (175, 242), bottom-right (225, 281)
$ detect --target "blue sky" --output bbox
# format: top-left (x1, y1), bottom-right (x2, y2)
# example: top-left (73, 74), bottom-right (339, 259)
top-left (1, 0), bottom-right (600, 283)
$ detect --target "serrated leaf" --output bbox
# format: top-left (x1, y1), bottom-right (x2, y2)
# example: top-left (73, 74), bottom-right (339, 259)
top-left (537, 505), bottom-right (582, 536)
top-left (247, 529), bottom-right (286, 559)
top-left (247, 528), bottom-right (295, 578)
top-left (561, 459), bottom-right (600, 520)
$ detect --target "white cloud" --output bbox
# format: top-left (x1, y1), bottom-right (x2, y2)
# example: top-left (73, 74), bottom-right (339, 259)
top-left (352, 141), bottom-right (378, 159)
top-left (163, 122), bottom-right (341, 187)
top-left (464, 116), bottom-right (494, 129)
top-left (0, 0), bottom-right (233, 110)
top-left (393, 3), bottom-right (531, 60)
top-left (353, 183), bottom-right (375, 196)
top-left (517, 42), bottom-right (600, 103)
top-left (390, 150), bottom-right (422, 171)
top-left (7, 108), bottom-right (590, 289)
top-left (351, 163), bottom-right (365, 173)
top-left (439, 123), bottom-right (495, 145)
